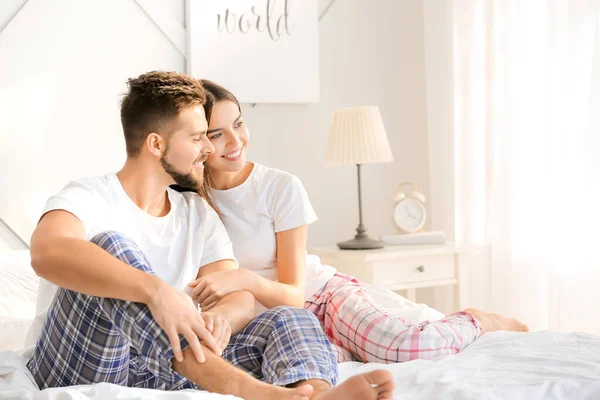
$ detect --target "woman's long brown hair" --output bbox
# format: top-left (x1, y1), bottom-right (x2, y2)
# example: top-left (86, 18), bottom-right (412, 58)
top-left (197, 79), bottom-right (243, 217)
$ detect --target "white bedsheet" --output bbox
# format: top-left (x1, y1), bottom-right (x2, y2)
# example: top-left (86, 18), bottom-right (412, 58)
top-left (2, 330), bottom-right (600, 400)
top-left (342, 330), bottom-right (600, 400)
top-left (0, 350), bottom-right (240, 400)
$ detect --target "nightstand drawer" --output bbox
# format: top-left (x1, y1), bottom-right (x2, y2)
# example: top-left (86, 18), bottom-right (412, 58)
top-left (310, 243), bottom-right (476, 311)
top-left (371, 254), bottom-right (456, 286)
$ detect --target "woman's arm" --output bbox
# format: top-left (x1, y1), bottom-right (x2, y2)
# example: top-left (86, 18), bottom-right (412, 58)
top-left (249, 225), bottom-right (307, 309)
top-left (191, 225), bottom-right (308, 310)
top-left (193, 259), bottom-right (255, 334)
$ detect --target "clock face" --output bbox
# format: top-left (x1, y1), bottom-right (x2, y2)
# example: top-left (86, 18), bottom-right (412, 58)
top-left (394, 198), bottom-right (426, 232)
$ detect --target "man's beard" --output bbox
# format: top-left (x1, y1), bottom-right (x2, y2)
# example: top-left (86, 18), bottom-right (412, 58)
top-left (160, 148), bottom-right (203, 190)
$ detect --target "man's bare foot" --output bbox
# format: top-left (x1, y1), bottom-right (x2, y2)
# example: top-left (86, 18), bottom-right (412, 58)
top-left (313, 370), bottom-right (395, 400)
top-left (261, 383), bottom-right (313, 400)
top-left (464, 308), bottom-right (529, 334)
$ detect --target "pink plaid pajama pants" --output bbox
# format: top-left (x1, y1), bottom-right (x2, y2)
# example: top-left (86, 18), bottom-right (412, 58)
top-left (304, 273), bottom-right (482, 363)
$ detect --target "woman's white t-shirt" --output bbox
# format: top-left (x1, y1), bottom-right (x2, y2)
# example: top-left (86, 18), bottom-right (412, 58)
top-left (213, 163), bottom-right (336, 314)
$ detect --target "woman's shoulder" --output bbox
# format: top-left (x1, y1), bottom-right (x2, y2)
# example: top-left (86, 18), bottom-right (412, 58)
top-left (252, 163), bottom-right (303, 192)
top-left (252, 164), bottom-right (316, 226)
top-left (253, 163), bottom-right (300, 183)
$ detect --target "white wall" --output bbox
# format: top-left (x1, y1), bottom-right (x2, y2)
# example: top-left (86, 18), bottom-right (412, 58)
top-left (245, 0), bottom-right (430, 247)
top-left (0, 0), bottom-right (185, 246)
top-left (0, 0), bottom-right (430, 249)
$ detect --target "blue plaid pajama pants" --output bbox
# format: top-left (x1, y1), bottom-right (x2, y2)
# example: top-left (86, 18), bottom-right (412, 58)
top-left (27, 231), bottom-right (338, 391)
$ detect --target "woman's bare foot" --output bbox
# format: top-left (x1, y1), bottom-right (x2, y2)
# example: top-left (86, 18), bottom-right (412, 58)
top-left (313, 370), bottom-right (395, 400)
top-left (464, 308), bottom-right (529, 334)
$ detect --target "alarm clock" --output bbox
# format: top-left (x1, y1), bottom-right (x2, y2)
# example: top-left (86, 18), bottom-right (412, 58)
top-left (393, 182), bottom-right (427, 233)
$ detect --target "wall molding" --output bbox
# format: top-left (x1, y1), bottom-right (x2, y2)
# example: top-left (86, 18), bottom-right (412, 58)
top-left (0, 217), bottom-right (29, 250)
top-left (134, 0), bottom-right (186, 57)
top-left (0, 0), bottom-right (29, 36)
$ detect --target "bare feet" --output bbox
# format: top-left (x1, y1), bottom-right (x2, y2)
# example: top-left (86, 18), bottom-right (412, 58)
top-left (464, 308), bottom-right (529, 334)
top-left (313, 370), bottom-right (395, 400)
top-left (261, 384), bottom-right (314, 400)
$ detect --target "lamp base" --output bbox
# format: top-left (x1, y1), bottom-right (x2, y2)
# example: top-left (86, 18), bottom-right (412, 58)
top-left (338, 164), bottom-right (385, 250)
top-left (337, 236), bottom-right (384, 250)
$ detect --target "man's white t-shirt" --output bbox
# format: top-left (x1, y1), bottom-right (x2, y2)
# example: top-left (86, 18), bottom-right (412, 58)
top-left (24, 173), bottom-right (235, 350)
top-left (213, 163), bottom-right (336, 314)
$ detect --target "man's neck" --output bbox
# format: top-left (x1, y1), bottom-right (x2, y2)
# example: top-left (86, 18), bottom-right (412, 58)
top-left (211, 162), bottom-right (254, 190)
top-left (117, 158), bottom-right (172, 217)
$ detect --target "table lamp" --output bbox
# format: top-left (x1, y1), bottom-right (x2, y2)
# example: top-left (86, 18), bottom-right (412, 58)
top-left (326, 105), bottom-right (394, 250)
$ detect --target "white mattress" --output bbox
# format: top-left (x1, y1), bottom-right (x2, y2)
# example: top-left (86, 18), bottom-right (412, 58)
top-left (2, 251), bottom-right (599, 399)
top-left (2, 330), bottom-right (600, 400)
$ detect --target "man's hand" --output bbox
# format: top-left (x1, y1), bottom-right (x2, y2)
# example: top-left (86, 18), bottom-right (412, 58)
top-left (188, 269), bottom-right (255, 310)
top-left (202, 311), bottom-right (232, 351)
top-left (147, 280), bottom-right (222, 363)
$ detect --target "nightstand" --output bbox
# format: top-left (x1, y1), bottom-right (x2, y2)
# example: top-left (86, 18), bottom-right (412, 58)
top-left (309, 243), bottom-right (474, 310)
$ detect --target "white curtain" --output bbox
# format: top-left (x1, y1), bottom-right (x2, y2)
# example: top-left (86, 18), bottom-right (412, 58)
top-left (429, 0), bottom-right (600, 334)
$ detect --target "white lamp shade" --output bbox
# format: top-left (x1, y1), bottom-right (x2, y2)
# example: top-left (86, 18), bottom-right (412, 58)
top-left (325, 105), bottom-right (394, 165)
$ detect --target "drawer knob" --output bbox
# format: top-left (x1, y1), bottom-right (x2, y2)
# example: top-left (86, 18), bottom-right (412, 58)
top-left (417, 265), bottom-right (425, 273)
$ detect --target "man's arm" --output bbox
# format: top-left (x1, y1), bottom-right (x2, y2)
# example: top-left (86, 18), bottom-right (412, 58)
top-left (195, 260), bottom-right (255, 335)
top-left (31, 209), bottom-right (220, 362)
top-left (30, 210), bottom-right (162, 303)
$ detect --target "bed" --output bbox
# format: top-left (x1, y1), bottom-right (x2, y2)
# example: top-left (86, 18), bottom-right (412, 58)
top-left (2, 250), bottom-right (600, 399)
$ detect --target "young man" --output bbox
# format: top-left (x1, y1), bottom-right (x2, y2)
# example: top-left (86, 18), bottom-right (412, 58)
top-left (26, 71), bottom-right (394, 400)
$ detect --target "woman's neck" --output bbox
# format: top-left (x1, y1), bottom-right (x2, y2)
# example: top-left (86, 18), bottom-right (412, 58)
top-left (211, 162), bottom-right (254, 190)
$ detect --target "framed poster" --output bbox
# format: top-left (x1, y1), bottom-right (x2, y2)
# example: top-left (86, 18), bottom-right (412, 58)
top-left (186, 0), bottom-right (319, 103)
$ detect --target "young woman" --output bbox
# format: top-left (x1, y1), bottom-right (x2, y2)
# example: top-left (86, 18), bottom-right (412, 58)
top-left (189, 80), bottom-right (529, 364)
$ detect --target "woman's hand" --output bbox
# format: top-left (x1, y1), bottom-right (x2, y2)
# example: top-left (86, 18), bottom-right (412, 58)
top-left (201, 311), bottom-right (232, 351)
top-left (189, 269), bottom-right (254, 310)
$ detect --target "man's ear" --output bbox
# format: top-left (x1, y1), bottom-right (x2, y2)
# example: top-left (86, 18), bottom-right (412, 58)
top-left (146, 132), bottom-right (166, 157)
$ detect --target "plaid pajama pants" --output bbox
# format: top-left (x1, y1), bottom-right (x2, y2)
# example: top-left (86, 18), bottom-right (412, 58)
top-left (27, 231), bottom-right (337, 390)
top-left (304, 272), bottom-right (482, 363)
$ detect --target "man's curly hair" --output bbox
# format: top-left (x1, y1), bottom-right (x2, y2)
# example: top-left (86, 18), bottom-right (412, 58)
top-left (120, 71), bottom-right (207, 157)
